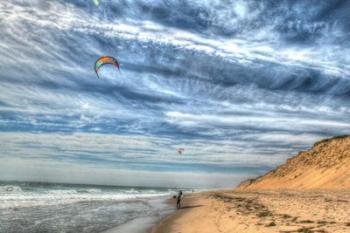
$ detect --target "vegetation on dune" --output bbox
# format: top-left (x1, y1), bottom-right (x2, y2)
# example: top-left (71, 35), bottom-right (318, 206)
top-left (314, 135), bottom-right (350, 146)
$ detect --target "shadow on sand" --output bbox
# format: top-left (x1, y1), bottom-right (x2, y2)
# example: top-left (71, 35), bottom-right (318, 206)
top-left (179, 205), bottom-right (203, 209)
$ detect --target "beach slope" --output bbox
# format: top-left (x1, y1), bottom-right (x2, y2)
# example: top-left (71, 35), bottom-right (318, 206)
top-left (236, 135), bottom-right (350, 191)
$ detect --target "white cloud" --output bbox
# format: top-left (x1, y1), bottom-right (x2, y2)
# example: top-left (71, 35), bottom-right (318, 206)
top-left (165, 111), bottom-right (350, 133)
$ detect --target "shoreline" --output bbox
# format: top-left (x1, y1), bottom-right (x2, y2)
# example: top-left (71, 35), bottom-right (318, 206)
top-left (150, 192), bottom-right (210, 233)
top-left (99, 196), bottom-right (176, 233)
top-left (151, 190), bottom-right (350, 233)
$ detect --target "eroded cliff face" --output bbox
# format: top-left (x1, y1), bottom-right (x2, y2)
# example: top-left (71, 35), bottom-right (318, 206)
top-left (236, 136), bottom-right (350, 190)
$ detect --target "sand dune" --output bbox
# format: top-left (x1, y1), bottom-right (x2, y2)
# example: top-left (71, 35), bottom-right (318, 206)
top-left (237, 136), bottom-right (350, 190)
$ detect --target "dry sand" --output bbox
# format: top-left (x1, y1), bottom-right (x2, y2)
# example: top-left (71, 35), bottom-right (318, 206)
top-left (152, 190), bottom-right (350, 233)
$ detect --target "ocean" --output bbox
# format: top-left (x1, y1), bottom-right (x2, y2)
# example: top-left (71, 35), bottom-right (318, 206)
top-left (0, 181), bottom-right (181, 233)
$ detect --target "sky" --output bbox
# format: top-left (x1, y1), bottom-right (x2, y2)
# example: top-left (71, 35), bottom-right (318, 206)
top-left (0, 0), bottom-right (350, 188)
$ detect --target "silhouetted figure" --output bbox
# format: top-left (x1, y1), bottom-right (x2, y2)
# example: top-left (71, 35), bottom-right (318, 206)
top-left (176, 190), bottom-right (183, 209)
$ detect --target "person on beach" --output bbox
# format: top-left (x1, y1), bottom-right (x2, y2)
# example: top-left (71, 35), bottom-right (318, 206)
top-left (176, 190), bottom-right (183, 209)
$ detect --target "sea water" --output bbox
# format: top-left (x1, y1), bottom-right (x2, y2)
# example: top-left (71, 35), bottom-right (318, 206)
top-left (0, 181), bottom-right (180, 233)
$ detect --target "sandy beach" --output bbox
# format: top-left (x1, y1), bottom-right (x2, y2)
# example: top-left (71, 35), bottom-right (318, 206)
top-left (152, 190), bottom-right (350, 233)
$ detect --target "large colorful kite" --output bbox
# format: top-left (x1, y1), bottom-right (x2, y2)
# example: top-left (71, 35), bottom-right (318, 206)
top-left (94, 56), bottom-right (120, 78)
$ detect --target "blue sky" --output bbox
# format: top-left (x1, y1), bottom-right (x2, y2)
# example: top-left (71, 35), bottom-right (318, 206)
top-left (0, 0), bottom-right (350, 188)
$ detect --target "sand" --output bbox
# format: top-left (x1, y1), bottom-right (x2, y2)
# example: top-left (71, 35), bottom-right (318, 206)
top-left (151, 190), bottom-right (350, 233)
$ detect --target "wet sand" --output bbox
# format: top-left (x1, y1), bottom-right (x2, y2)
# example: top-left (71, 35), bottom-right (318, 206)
top-left (151, 190), bottom-right (350, 233)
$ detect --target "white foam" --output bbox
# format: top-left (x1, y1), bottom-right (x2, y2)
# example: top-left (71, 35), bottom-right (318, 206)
top-left (0, 185), bottom-right (22, 194)
top-left (0, 189), bottom-right (171, 209)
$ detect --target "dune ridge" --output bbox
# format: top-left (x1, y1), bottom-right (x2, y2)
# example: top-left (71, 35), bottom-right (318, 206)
top-left (236, 135), bottom-right (350, 191)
